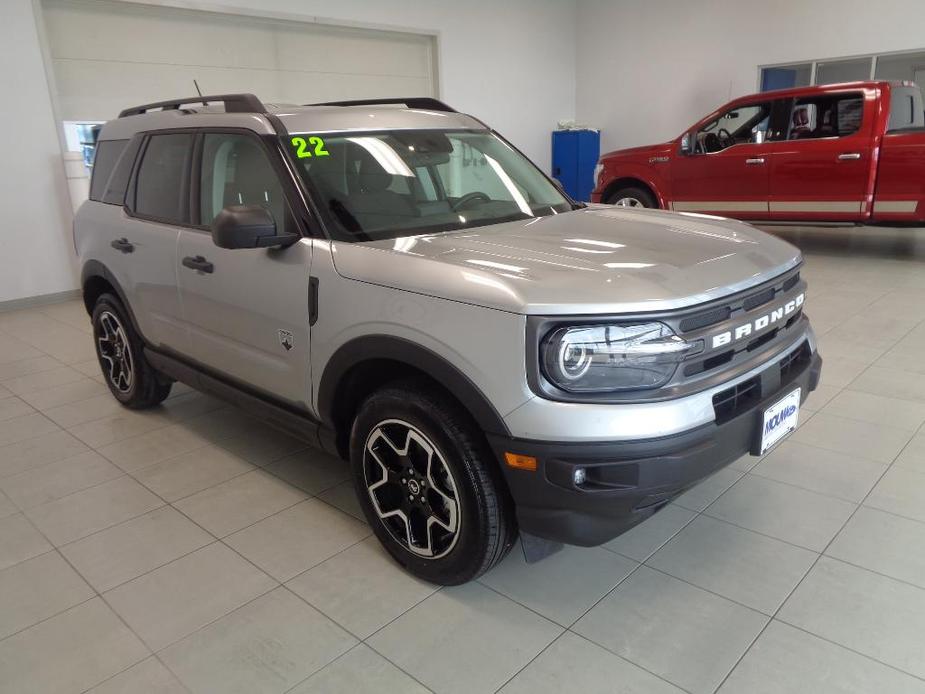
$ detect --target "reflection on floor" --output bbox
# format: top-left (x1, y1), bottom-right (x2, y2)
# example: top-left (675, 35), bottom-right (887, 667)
top-left (1, 224), bottom-right (925, 693)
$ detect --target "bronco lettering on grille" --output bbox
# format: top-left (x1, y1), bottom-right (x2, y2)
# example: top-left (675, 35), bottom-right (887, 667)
top-left (711, 293), bottom-right (804, 349)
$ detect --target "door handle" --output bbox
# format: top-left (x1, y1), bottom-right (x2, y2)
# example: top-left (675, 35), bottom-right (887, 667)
top-left (745, 158), bottom-right (766, 165)
top-left (110, 238), bottom-right (134, 253)
top-left (838, 152), bottom-right (861, 160)
top-left (182, 255), bottom-right (214, 274)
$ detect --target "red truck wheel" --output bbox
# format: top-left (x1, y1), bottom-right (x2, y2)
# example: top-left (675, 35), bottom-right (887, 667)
top-left (605, 186), bottom-right (656, 208)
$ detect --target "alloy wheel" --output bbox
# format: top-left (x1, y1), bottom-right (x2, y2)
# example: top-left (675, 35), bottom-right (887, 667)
top-left (614, 196), bottom-right (643, 207)
top-left (363, 419), bottom-right (460, 559)
top-left (97, 310), bottom-right (134, 393)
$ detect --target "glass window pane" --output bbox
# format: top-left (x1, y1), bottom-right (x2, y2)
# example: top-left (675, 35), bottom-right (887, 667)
top-left (761, 64), bottom-right (812, 91)
top-left (875, 51), bottom-right (925, 108)
top-left (134, 134), bottom-right (192, 223)
top-left (815, 58), bottom-right (871, 85)
top-left (200, 133), bottom-right (293, 233)
top-left (89, 139), bottom-right (127, 202)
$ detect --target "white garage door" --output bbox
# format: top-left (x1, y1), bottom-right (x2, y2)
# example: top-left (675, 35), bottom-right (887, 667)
top-left (42, 0), bottom-right (438, 122)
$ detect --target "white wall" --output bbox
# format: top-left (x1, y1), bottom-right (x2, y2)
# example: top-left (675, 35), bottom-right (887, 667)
top-left (2, 0), bottom-right (576, 304)
top-left (576, 0), bottom-right (925, 155)
top-left (1, 1), bottom-right (80, 305)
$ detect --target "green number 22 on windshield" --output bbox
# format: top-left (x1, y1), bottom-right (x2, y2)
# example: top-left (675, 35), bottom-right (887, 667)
top-left (291, 136), bottom-right (330, 158)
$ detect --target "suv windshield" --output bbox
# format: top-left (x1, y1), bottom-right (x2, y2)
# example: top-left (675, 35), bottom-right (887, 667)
top-left (286, 129), bottom-right (574, 242)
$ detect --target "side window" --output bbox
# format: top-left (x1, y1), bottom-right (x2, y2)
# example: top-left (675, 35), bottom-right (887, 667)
top-left (88, 140), bottom-right (128, 202)
top-left (697, 103), bottom-right (771, 153)
top-left (101, 137), bottom-right (142, 206)
top-left (134, 133), bottom-right (193, 223)
top-left (788, 94), bottom-right (864, 140)
top-left (200, 133), bottom-right (294, 233)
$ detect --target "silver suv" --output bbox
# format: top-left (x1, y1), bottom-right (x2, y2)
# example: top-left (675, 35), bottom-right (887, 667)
top-left (75, 94), bottom-right (822, 584)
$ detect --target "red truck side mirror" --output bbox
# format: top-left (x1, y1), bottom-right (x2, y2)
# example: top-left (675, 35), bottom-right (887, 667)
top-left (680, 132), bottom-right (693, 155)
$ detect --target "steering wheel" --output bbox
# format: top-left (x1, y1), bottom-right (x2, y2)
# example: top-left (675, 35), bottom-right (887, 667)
top-left (717, 128), bottom-right (735, 150)
top-left (452, 191), bottom-right (491, 210)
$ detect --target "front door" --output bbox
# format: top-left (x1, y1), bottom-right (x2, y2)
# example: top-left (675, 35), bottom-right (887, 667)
top-left (176, 131), bottom-right (312, 409)
top-left (670, 101), bottom-right (774, 219)
top-left (768, 90), bottom-right (874, 221)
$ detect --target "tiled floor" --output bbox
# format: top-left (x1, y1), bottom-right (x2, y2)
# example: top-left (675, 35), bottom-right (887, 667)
top-left (2, 225), bottom-right (925, 693)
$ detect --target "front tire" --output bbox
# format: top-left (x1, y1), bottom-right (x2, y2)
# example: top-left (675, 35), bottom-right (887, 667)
top-left (92, 293), bottom-right (172, 409)
top-left (605, 185), bottom-right (657, 208)
top-left (350, 383), bottom-right (516, 584)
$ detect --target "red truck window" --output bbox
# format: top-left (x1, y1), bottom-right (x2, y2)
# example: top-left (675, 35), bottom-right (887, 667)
top-left (787, 94), bottom-right (863, 140)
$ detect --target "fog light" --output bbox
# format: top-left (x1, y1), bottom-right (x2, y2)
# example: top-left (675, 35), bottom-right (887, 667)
top-left (573, 468), bottom-right (587, 486)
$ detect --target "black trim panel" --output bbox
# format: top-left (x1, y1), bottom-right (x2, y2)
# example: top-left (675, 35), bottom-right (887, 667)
top-left (317, 335), bottom-right (510, 437)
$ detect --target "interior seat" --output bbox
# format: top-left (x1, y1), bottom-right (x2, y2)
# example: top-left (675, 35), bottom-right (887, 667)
top-left (790, 106), bottom-right (814, 138)
top-left (346, 154), bottom-right (417, 231)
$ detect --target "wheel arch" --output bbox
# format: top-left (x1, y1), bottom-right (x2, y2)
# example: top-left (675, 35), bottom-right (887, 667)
top-left (80, 260), bottom-right (144, 338)
top-left (317, 335), bottom-right (512, 459)
top-left (601, 177), bottom-right (664, 208)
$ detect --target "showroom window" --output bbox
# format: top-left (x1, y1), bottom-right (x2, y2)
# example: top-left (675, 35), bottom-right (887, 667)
top-left (760, 50), bottom-right (925, 107)
top-left (134, 134), bottom-right (193, 224)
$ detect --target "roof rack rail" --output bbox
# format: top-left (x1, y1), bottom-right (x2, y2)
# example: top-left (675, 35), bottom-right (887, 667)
top-left (118, 93), bottom-right (265, 118)
top-left (307, 97), bottom-right (457, 113)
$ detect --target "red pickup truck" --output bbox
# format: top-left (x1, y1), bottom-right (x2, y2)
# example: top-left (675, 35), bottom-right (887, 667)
top-left (593, 81), bottom-right (925, 223)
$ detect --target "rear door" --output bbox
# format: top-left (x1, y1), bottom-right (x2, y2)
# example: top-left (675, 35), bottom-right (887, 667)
top-left (670, 100), bottom-right (775, 219)
top-left (117, 132), bottom-right (191, 351)
top-left (768, 89), bottom-right (874, 220)
top-left (175, 130), bottom-right (313, 408)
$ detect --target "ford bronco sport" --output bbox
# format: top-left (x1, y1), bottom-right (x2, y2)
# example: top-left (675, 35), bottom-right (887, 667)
top-left (75, 94), bottom-right (822, 585)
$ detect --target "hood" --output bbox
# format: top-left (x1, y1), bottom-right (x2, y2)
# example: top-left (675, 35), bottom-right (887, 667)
top-left (331, 206), bottom-right (802, 315)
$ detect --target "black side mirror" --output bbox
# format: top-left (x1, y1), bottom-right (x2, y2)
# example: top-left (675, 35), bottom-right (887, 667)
top-left (680, 132), bottom-right (693, 155)
top-left (211, 205), bottom-right (299, 250)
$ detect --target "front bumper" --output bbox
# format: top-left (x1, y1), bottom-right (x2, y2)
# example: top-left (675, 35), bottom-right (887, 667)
top-left (488, 348), bottom-right (822, 547)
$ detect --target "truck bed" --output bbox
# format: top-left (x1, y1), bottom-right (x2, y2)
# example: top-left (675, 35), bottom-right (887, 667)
top-left (872, 128), bottom-right (925, 223)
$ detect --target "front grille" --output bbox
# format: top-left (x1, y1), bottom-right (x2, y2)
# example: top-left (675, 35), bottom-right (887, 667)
top-left (743, 287), bottom-right (776, 311)
top-left (783, 272), bottom-right (801, 292)
top-left (712, 376), bottom-right (761, 423)
top-left (780, 340), bottom-right (811, 382)
top-left (711, 340), bottom-right (811, 423)
top-left (679, 306), bottom-right (731, 332)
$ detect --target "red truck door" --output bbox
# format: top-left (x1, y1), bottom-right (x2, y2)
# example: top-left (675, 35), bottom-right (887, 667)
top-left (670, 100), bottom-right (773, 219)
top-left (768, 90), bottom-right (874, 221)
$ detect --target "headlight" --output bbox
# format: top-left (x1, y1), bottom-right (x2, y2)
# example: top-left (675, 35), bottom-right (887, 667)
top-left (593, 162), bottom-right (604, 184)
top-left (541, 323), bottom-right (691, 393)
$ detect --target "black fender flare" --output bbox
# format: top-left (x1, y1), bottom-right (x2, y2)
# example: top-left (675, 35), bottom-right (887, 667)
top-left (317, 335), bottom-right (511, 437)
top-left (80, 260), bottom-right (145, 338)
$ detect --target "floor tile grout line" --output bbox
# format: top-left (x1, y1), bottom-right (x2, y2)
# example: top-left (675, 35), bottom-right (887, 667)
top-left (697, 504), bottom-right (855, 555)
top-left (709, 409), bottom-right (925, 693)
top-left (770, 614), bottom-right (925, 685)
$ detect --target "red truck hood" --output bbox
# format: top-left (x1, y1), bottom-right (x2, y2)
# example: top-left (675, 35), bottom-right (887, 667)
top-left (602, 142), bottom-right (674, 160)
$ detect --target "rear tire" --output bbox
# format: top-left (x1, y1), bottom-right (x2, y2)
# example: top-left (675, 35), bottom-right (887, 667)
top-left (605, 185), bottom-right (657, 208)
top-left (91, 293), bottom-right (172, 409)
top-left (350, 383), bottom-right (516, 585)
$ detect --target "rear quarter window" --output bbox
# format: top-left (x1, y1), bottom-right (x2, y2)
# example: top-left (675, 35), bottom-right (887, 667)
top-left (88, 140), bottom-right (128, 202)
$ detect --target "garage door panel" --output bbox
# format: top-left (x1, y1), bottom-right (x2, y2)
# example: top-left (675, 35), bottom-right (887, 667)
top-left (44, 2), bottom-right (279, 69)
top-left (274, 25), bottom-right (434, 79)
top-left (50, 61), bottom-right (285, 122)
top-left (277, 73), bottom-right (435, 106)
top-left (42, 0), bottom-right (437, 123)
